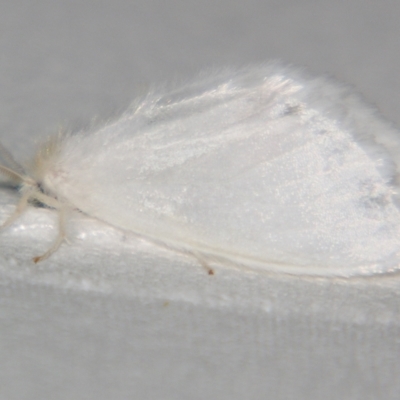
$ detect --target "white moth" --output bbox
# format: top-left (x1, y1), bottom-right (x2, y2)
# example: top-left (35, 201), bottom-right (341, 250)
top-left (1, 62), bottom-right (400, 276)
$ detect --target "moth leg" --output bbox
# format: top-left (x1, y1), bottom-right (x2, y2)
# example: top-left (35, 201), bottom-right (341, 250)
top-left (5, 188), bottom-right (69, 263)
top-left (191, 251), bottom-right (214, 275)
top-left (33, 206), bottom-right (67, 263)
top-left (0, 188), bottom-right (32, 229)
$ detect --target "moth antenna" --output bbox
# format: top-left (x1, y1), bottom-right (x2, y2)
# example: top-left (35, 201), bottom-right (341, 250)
top-left (0, 164), bottom-right (34, 185)
top-left (0, 141), bottom-right (26, 176)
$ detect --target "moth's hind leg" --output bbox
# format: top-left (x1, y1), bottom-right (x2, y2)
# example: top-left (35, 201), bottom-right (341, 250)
top-left (27, 190), bottom-right (69, 263)
top-left (191, 251), bottom-right (214, 275)
top-left (33, 206), bottom-right (67, 263)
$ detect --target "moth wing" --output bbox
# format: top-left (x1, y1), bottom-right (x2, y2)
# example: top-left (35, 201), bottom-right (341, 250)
top-left (44, 64), bottom-right (400, 275)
